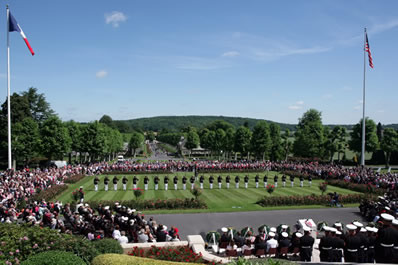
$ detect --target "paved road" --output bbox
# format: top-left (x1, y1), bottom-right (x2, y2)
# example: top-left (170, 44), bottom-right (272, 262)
top-left (151, 207), bottom-right (364, 240)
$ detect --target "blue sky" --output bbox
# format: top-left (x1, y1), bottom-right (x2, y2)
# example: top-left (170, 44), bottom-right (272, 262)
top-left (1, 0), bottom-right (397, 125)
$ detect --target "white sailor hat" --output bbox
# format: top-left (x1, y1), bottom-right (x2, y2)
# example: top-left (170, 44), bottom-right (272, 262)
top-left (385, 206), bottom-right (390, 211)
top-left (221, 227), bottom-right (228, 233)
top-left (392, 219), bottom-right (398, 226)
top-left (281, 232), bottom-right (288, 238)
top-left (336, 231), bottom-right (342, 235)
top-left (269, 232), bottom-right (276, 237)
top-left (365, 226), bottom-right (373, 232)
top-left (360, 228), bottom-right (366, 233)
top-left (353, 221), bottom-right (363, 228)
top-left (270, 227), bottom-right (277, 232)
top-left (128, 209), bottom-right (133, 214)
top-left (381, 213), bottom-right (394, 221)
top-left (84, 203), bottom-right (89, 207)
top-left (330, 228), bottom-right (337, 233)
top-left (346, 224), bottom-right (357, 230)
top-left (323, 226), bottom-right (331, 232)
top-left (303, 226), bottom-right (311, 232)
top-left (162, 225), bottom-right (168, 231)
top-left (373, 228), bottom-right (378, 233)
top-left (80, 186), bottom-right (83, 189)
top-left (115, 202), bottom-right (120, 205)
top-left (295, 232), bottom-right (303, 238)
top-left (281, 225), bottom-right (288, 229)
top-left (132, 209), bottom-right (136, 212)
top-left (104, 206), bottom-right (110, 210)
top-left (378, 196), bottom-right (385, 200)
top-left (334, 222), bottom-right (342, 227)
top-left (116, 205), bottom-right (122, 208)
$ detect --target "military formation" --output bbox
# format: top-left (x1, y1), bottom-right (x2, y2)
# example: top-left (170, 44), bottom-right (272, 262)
top-left (94, 174), bottom-right (313, 191)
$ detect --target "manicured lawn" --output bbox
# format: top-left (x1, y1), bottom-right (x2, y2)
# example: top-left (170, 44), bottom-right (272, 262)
top-left (56, 172), bottom-right (360, 213)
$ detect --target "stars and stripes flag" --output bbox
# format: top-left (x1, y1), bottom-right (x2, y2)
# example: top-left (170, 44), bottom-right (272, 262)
top-left (365, 33), bottom-right (373, 68)
top-left (9, 11), bottom-right (34, 56)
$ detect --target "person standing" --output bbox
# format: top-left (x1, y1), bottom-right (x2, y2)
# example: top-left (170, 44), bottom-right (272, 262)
top-left (344, 224), bottom-right (361, 263)
top-left (218, 175), bottom-right (222, 189)
top-left (226, 175), bottom-right (230, 189)
top-left (199, 175), bottom-right (204, 189)
top-left (300, 227), bottom-right (314, 262)
top-left (244, 175), bottom-right (249, 189)
top-left (144, 176), bottom-right (149, 191)
top-left (182, 176), bottom-right (187, 190)
top-left (113, 176), bottom-right (119, 191)
top-left (209, 175), bottom-right (214, 189)
top-left (375, 213), bottom-right (398, 263)
top-left (122, 176), bottom-right (128, 191)
top-left (164, 176), bottom-right (169, 191)
top-left (319, 227), bottom-right (333, 262)
top-left (308, 176), bottom-right (312, 187)
top-left (282, 175), bottom-right (286, 188)
top-left (290, 175), bottom-right (294, 187)
top-left (300, 175), bottom-right (304, 187)
top-left (133, 176), bottom-right (138, 189)
top-left (263, 174), bottom-right (268, 188)
top-left (104, 176), bottom-right (109, 191)
top-left (154, 176), bottom-right (159, 190)
top-left (235, 175), bottom-right (240, 189)
top-left (173, 175), bottom-right (178, 190)
top-left (274, 175), bottom-right (278, 188)
top-left (94, 176), bottom-right (99, 192)
top-left (255, 174), bottom-right (259, 188)
top-left (190, 176), bottom-right (195, 190)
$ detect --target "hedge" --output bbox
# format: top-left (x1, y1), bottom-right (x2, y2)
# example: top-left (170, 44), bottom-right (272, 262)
top-left (91, 254), bottom-right (203, 265)
top-left (103, 171), bottom-right (173, 175)
top-left (32, 184), bottom-right (68, 202)
top-left (89, 198), bottom-right (207, 211)
top-left (64, 174), bottom-right (87, 184)
top-left (91, 238), bottom-right (124, 255)
top-left (20, 250), bottom-right (86, 265)
top-left (256, 194), bottom-right (377, 207)
top-left (326, 180), bottom-right (385, 195)
top-left (129, 245), bottom-right (207, 263)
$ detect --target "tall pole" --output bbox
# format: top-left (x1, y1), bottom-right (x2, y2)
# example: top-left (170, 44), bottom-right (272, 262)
top-left (6, 6), bottom-right (12, 170)
top-left (361, 28), bottom-right (366, 166)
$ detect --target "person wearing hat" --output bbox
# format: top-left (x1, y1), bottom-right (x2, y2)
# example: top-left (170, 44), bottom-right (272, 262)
top-left (308, 175), bottom-right (312, 187)
top-left (353, 221), bottom-right (367, 263)
top-left (163, 176), bottom-right (169, 191)
top-left (144, 176), bottom-right (149, 191)
top-left (112, 176), bottom-right (119, 191)
top-left (122, 176), bottom-right (128, 191)
top-left (290, 231), bottom-right (301, 253)
top-left (199, 175), bottom-right (204, 189)
top-left (290, 175), bottom-right (294, 187)
top-left (299, 175), bottom-right (304, 187)
top-left (263, 174), bottom-right (268, 188)
top-left (344, 224), bottom-right (361, 262)
top-left (366, 227), bottom-right (376, 263)
top-left (182, 176), bottom-right (187, 190)
top-left (156, 224), bottom-right (167, 242)
top-left (299, 227), bottom-right (314, 261)
top-left (154, 176), bottom-right (159, 190)
top-left (273, 175), bottom-right (278, 188)
top-left (254, 174), bottom-right (259, 188)
top-left (375, 213), bottom-right (398, 263)
top-left (266, 232), bottom-right (278, 252)
top-left (173, 175), bottom-right (178, 190)
top-left (219, 227), bottom-right (229, 247)
top-left (217, 175), bottom-right (222, 189)
top-left (190, 176), bottom-right (195, 190)
top-left (209, 175), bottom-right (214, 189)
top-left (235, 175), bottom-right (240, 189)
top-left (319, 226), bottom-right (333, 262)
top-left (226, 175), bottom-right (230, 189)
top-left (278, 232), bottom-right (290, 257)
top-left (78, 186), bottom-right (84, 203)
top-left (133, 175), bottom-right (138, 189)
top-left (94, 176), bottom-right (99, 192)
top-left (330, 228), bottom-right (344, 262)
top-left (281, 175), bottom-right (286, 188)
top-left (244, 175), bottom-right (249, 189)
top-left (104, 176), bottom-right (109, 191)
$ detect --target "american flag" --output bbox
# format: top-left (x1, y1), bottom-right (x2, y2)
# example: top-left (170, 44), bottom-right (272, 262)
top-left (365, 33), bottom-right (373, 68)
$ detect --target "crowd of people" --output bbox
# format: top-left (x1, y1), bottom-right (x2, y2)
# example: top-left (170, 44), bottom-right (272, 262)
top-left (216, 214), bottom-right (398, 263)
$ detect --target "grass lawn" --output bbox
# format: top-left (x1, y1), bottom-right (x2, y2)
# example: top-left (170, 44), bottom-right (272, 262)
top-left (56, 172), bottom-right (360, 213)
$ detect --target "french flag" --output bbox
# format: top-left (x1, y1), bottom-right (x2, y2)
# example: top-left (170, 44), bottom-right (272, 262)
top-left (9, 11), bottom-right (34, 56)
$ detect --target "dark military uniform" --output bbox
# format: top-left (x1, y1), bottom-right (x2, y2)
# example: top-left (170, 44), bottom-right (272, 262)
top-left (375, 225), bottom-right (398, 263)
top-left (331, 235), bottom-right (345, 262)
top-left (209, 176), bottom-right (214, 189)
top-left (300, 233), bottom-right (315, 262)
top-left (112, 176), bottom-right (119, 190)
top-left (244, 175), bottom-right (249, 188)
top-left (344, 233), bottom-right (361, 263)
top-left (235, 176), bottom-right (240, 189)
top-left (190, 176), bottom-right (195, 190)
top-left (319, 233), bottom-right (333, 262)
top-left (104, 176), bottom-right (109, 191)
top-left (255, 175), bottom-right (259, 188)
top-left (226, 175), bottom-right (230, 189)
top-left (367, 233), bottom-right (376, 263)
top-left (133, 176), bottom-right (138, 189)
top-left (94, 176), bottom-right (99, 191)
top-left (274, 175), bottom-right (278, 188)
top-left (173, 176), bottom-right (178, 190)
top-left (199, 175), bottom-right (204, 189)
top-left (182, 176), bottom-right (187, 190)
top-left (290, 175), bottom-right (294, 187)
top-left (308, 176), bottom-right (312, 187)
top-left (217, 175), bottom-right (222, 189)
top-left (164, 176), bottom-right (169, 190)
top-left (282, 175), bottom-right (286, 187)
top-left (144, 176), bottom-right (149, 190)
top-left (299, 176), bottom-right (304, 187)
top-left (122, 176), bottom-right (128, 190)
top-left (154, 176), bottom-right (159, 190)
top-left (263, 175), bottom-right (268, 188)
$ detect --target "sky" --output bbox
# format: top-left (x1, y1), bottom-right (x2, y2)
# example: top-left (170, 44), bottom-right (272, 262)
top-left (1, 0), bottom-right (397, 125)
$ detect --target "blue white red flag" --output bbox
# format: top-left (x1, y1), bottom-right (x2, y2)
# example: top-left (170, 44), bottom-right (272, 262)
top-left (9, 11), bottom-right (34, 56)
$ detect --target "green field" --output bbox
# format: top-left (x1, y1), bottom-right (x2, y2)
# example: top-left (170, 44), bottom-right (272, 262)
top-left (56, 172), bottom-right (360, 213)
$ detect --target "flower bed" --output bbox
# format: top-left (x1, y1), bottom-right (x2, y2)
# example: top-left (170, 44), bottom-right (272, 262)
top-left (326, 180), bottom-right (385, 195)
top-left (256, 194), bottom-right (376, 207)
top-left (64, 174), bottom-right (86, 184)
top-left (89, 198), bottom-right (207, 211)
top-left (32, 184), bottom-right (68, 202)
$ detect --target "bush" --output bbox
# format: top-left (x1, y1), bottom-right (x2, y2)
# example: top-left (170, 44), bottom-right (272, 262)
top-left (326, 180), bottom-right (385, 195)
top-left (129, 246), bottom-right (206, 263)
top-left (21, 250), bottom-right (86, 265)
top-left (0, 223), bottom-right (99, 264)
top-left (92, 254), bottom-right (201, 265)
top-left (228, 257), bottom-right (296, 265)
top-left (92, 238), bottom-right (124, 255)
top-left (64, 174), bottom-right (86, 184)
top-left (31, 184), bottom-right (68, 202)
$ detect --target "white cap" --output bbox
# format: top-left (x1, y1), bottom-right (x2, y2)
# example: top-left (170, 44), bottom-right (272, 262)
top-left (269, 232), bottom-right (276, 237)
top-left (281, 225), bottom-right (288, 229)
top-left (116, 205), bottom-right (121, 208)
top-left (385, 206), bottom-right (390, 211)
top-left (365, 226), bottom-right (373, 232)
top-left (295, 232), bottom-right (303, 238)
top-left (353, 221), bottom-right (363, 228)
top-left (115, 202), bottom-right (120, 205)
top-left (334, 222), bottom-right (342, 227)
top-left (346, 224), bottom-right (357, 231)
top-left (80, 186), bottom-right (83, 189)
top-left (104, 206), bottom-right (110, 210)
top-left (336, 231), bottom-right (342, 235)
top-left (281, 232), bottom-right (288, 238)
top-left (270, 227), bottom-right (277, 232)
top-left (330, 228), bottom-right (337, 233)
top-left (323, 226), bottom-right (331, 232)
top-left (360, 228), bottom-right (366, 233)
top-left (303, 226), bottom-right (311, 232)
top-left (381, 213), bottom-right (394, 221)
top-left (221, 227), bottom-right (228, 233)
top-left (163, 225), bottom-right (168, 231)
top-left (373, 228), bottom-right (378, 233)
top-left (392, 219), bottom-right (398, 226)
top-left (132, 209), bottom-right (136, 212)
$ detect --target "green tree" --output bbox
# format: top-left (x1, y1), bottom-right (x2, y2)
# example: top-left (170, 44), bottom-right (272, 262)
top-left (21, 87), bottom-right (55, 122)
top-left (185, 130), bottom-right (200, 157)
top-left (99, 114), bottom-right (115, 129)
top-left (224, 128), bottom-right (235, 160)
top-left (65, 120), bottom-right (82, 164)
top-left (251, 121), bottom-right (271, 160)
top-left (80, 121), bottom-right (108, 162)
top-left (214, 128), bottom-right (226, 159)
top-left (324, 126), bottom-right (347, 162)
top-left (234, 126), bottom-right (252, 159)
top-left (206, 120), bottom-right (233, 132)
top-left (281, 129), bottom-right (293, 161)
top-left (12, 118), bottom-right (41, 166)
top-left (349, 118), bottom-right (379, 162)
top-left (293, 109), bottom-right (325, 158)
top-left (270, 123), bottom-right (283, 161)
top-left (146, 131), bottom-right (156, 142)
top-left (129, 131), bottom-right (145, 157)
top-left (380, 128), bottom-right (398, 167)
top-left (40, 116), bottom-right (71, 160)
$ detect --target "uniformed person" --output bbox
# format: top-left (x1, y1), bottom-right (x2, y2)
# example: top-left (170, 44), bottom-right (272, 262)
top-left (290, 175), bottom-right (294, 187)
top-left (122, 176), bottom-right (128, 191)
top-left (154, 176), bottom-right (159, 190)
top-left (344, 224), bottom-right (360, 263)
top-left (353, 222), bottom-right (367, 263)
top-left (330, 228), bottom-right (344, 262)
top-left (190, 176), bottom-right (195, 190)
top-left (144, 176), bottom-right (149, 191)
top-left (133, 176), bottom-right (138, 189)
top-left (308, 176), bottom-right (312, 187)
top-left (217, 175), bottom-right (222, 189)
top-left (274, 175), bottom-right (278, 188)
top-left (282, 175), bottom-right (286, 187)
top-left (300, 175), bottom-right (304, 187)
top-left (255, 174), bottom-right (259, 188)
top-left (235, 175), bottom-right (240, 189)
top-left (244, 175), bottom-right (249, 189)
top-left (209, 175), bottom-right (214, 189)
top-left (366, 226), bottom-right (377, 263)
top-left (263, 174), bottom-right (268, 188)
top-left (112, 176), bottom-right (119, 191)
top-left (226, 175), bottom-right (230, 189)
top-left (319, 227), bottom-right (333, 262)
top-left (199, 175), bottom-right (204, 189)
top-left (375, 213), bottom-right (398, 263)
top-left (300, 227), bottom-right (314, 262)
top-left (182, 176), bottom-right (187, 190)
top-left (164, 176), bottom-right (169, 190)
top-left (94, 176), bottom-right (99, 191)
top-left (173, 175), bottom-right (178, 190)
top-left (104, 176), bottom-right (109, 191)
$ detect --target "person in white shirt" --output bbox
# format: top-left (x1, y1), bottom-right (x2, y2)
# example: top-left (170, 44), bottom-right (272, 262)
top-left (112, 225), bottom-right (121, 240)
top-left (266, 232), bottom-right (278, 252)
top-left (118, 231), bottom-right (129, 244)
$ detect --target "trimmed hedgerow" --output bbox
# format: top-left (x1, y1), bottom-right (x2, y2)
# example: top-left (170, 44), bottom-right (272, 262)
top-left (20, 250), bottom-right (86, 265)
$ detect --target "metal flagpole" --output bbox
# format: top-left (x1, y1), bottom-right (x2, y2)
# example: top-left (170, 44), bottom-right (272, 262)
top-left (6, 5), bottom-right (12, 170)
top-left (361, 28), bottom-right (366, 166)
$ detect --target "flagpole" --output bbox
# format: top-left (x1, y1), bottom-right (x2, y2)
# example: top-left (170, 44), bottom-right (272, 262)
top-left (361, 28), bottom-right (366, 166)
top-left (6, 5), bottom-right (12, 170)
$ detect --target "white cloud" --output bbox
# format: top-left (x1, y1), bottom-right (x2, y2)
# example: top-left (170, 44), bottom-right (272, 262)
top-left (105, 11), bottom-right (127, 27)
top-left (289, 105), bottom-right (302, 110)
top-left (369, 19), bottom-right (398, 35)
top-left (96, 70), bottom-right (108, 78)
top-left (222, 51), bottom-right (240, 57)
top-left (296, 100), bottom-right (304, 105)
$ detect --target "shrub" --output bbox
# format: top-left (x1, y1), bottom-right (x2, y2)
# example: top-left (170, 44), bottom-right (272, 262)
top-left (190, 186), bottom-right (202, 200)
top-left (318, 182), bottom-right (328, 195)
top-left (92, 238), bottom-right (124, 255)
top-left (326, 180), bottom-right (385, 195)
top-left (20, 250), bottom-right (86, 265)
top-left (266, 184), bottom-right (275, 195)
top-left (31, 184), bottom-right (68, 202)
top-left (227, 257), bottom-right (296, 265)
top-left (129, 246), bottom-right (206, 263)
top-left (64, 174), bottom-right (86, 184)
top-left (92, 254), bottom-right (201, 265)
top-left (133, 188), bottom-right (144, 200)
